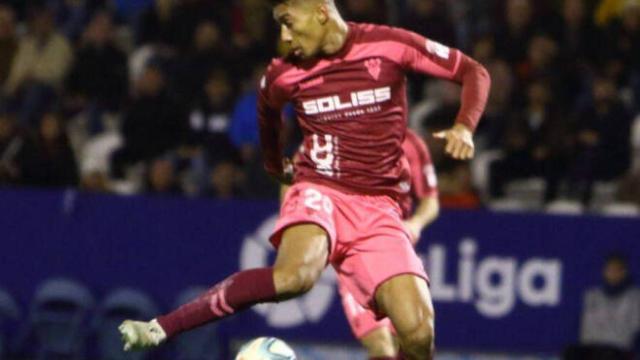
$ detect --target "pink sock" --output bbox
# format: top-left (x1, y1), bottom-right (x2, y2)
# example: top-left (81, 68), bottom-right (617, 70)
top-left (157, 268), bottom-right (276, 338)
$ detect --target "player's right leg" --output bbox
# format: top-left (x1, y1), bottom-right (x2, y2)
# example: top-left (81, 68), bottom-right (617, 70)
top-left (360, 327), bottom-right (399, 359)
top-left (375, 274), bottom-right (435, 360)
top-left (119, 223), bottom-right (329, 351)
top-left (339, 282), bottom-right (399, 359)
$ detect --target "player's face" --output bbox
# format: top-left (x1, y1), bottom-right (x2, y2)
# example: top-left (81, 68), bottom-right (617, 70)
top-left (273, 2), bottom-right (328, 59)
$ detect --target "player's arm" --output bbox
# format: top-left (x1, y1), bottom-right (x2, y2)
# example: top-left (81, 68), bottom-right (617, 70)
top-left (403, 131), bottom-right (440, 244)
top-left (404, 195), bottom-right (439, 246)
top-left (258, 69), bottom-right (292, 184)
top-left (395, 28), bottom-right (491, 160)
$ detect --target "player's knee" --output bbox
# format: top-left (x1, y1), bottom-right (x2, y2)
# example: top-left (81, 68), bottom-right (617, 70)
top-left (400, 321), bottom-right (434, 359)
top-left (273, 265), bottom-right (321, 298)
top-left (361, 329), bottom-right (397, 358)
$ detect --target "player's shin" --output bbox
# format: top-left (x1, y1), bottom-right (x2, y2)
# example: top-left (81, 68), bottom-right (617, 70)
top-left (156, 267), bottom-right (277, 338)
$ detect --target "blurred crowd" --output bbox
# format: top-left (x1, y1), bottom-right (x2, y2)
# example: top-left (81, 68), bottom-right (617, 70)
top-left (0, 0), bottom-right (638, 211)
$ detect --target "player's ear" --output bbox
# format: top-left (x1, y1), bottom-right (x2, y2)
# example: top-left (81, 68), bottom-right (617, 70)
top-left (315, 4), bottom-right (329, 25)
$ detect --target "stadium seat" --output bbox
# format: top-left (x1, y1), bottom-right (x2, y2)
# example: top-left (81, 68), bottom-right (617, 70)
top-left (545, 200), bottom-right (585, 215)
top-left (590, 181), bottom-right (619, 211)
top-left (94, 288), bottom-right (159, 360)
top-left (600, 203), bottom-right (640, 217)
top-left (488, 197), bottom-right (529, 212)
top-left (29, 278), bottom-right (94, 360)
top-left (0, 288), bottom-right (20, 359)
top-left (172, 287), bottom-right (221, 360)
top-left (504, 177), bottom-right (546, 210)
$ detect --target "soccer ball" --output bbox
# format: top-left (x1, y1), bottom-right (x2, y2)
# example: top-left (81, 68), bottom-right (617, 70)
top-left (235, 337), bottom-right (296, 360)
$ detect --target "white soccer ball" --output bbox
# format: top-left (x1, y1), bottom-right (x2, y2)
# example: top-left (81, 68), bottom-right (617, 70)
top-left (235, 337), bottom-right (297, 360)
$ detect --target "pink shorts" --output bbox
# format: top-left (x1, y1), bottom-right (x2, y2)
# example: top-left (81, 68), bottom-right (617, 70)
top-left (339, 279), bottom-right (396, 339)
top-left (271, 182), bottom-right (429, 316)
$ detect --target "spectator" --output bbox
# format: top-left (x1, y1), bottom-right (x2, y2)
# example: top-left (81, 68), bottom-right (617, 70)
top-left (569, 75), bottom-right (633, 204)
top-left (479, 59), bottom-right (515, 149)
top-left (514, 34), bottom-right (561, 98)
top-left (0, 110), bottom-right (31, 186)
top-left (230, 0), bottom-right (276, 65)
top-left (3, 5), bottom-right (73, 125)
top-left (135, 0), bottom-right (176, 47)
top-left (183, 70), bottom-right (238, 166)
top-left (66, 10), bottom-right (128, 133)
top-left (207, 160), bottom-right (245, 199)
top-left (21, 111), bottom-right (79, 188)
top-left (145, 157), bottom-right (182, 195)
top-left (114, 0), bottom-right (153, 23)
top-left (601, 0), bottom-right (640, 82)
top-left (169, 0), bottom-right (219, 54)
top-left (558, 0), bottom-right (599, 64)
top-left (78, 129), bottom-right (122, 193)
top-left (0, 4), bottom-right (17, 85)
top-left (553, 0), bottom-right (598, 112)
top-left (136, 0), bottom-right (218, 52)
top-left (229, 63), bottom-right (266, 164)
top-left (595, 0), bottom-right (635, 26)
top-left (110, 61), bottom-right (186, 178)
top-left (176, 20), bottom-right (234, 101)
top-left (46, 0), bottom-right (106, 41)
top-left (438, 161), bottom-right (482, 209)
top-left (402, 0), bottom-right (456, 46)
top-left (564, 254), bottom-right (640, 360)
top-left (489, 80), bottom-right (569, 202)
top-left (339, 0), bottom-right (388, 23)
top-left (494, 0), bottom-right (537, 65)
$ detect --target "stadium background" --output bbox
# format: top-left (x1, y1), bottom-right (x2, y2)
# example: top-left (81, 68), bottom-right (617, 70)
top-left (0, 0), bottom-right (639, 359)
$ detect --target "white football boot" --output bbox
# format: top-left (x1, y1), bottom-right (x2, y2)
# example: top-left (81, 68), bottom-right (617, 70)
top-left (118, 319), bottom-right (167, 351)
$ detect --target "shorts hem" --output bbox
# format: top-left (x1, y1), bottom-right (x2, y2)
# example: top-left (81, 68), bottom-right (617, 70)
top-left (370, 271), bottom-right (430, 320)
top-left (269, 220), bottom-right (335, 256)
top-left (355, 320), bottom-right (394, 340)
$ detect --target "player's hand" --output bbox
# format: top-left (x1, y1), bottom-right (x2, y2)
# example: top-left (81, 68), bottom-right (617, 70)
top-left (403, 219), bottom-right (422, 246)
top-left (433, 124), bottom-right (475, 160)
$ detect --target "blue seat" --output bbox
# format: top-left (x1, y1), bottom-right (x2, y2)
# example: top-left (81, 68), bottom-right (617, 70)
top-left (29, 278), bottom-right (94, 360)
top-left (0, 288), bottom-right (20, 359)
top-left (94, 288), bottom-right (159, 360)
top-left (173, 287), bottom-right (221, 360)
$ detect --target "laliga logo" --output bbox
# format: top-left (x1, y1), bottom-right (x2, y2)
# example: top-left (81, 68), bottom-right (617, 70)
top-left (424, 238), bottom-right (562, 318)
top-left (240, 214), bottom-right (337, 328)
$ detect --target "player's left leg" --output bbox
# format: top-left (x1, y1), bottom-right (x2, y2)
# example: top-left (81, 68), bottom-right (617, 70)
top-left (119, 223), bottom-right (330, 351)
top-left (375, 274), bottom-right (434, 360)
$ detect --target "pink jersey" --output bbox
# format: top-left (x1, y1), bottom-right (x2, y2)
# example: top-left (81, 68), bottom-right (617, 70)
top-left (259, 22), bottom-right (489, 197)
top-left (399, 129), bottom-right (438, 218)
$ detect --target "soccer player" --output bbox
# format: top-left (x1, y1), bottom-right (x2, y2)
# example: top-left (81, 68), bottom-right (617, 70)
top-left (119, 1), bottom-right (490, 359)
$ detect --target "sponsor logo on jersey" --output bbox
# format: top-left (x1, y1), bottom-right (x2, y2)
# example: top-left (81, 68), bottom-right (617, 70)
top-left (302, 86), bottom-right (391, 115)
